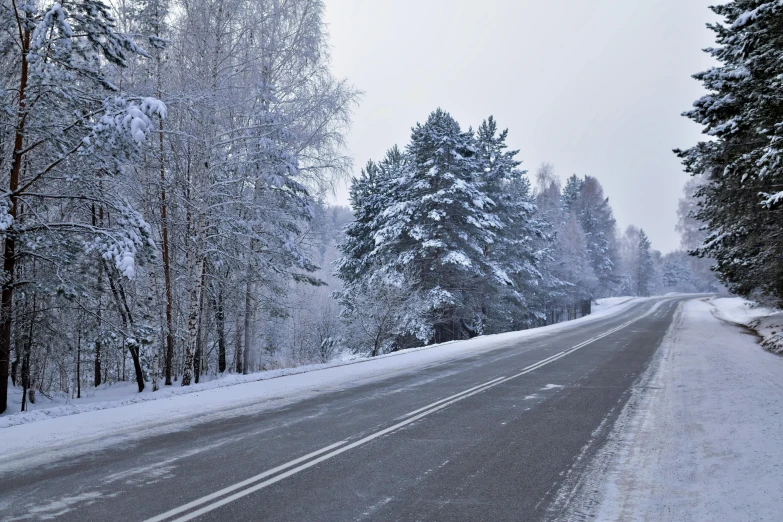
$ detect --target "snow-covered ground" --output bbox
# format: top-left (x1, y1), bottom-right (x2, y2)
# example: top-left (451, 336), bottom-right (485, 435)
top-left (710, 296), bottom-right (783, 354)
top-left (0, 296), bottom-right (650, 471)
top-left (561, 297), bottom-right (783, 521)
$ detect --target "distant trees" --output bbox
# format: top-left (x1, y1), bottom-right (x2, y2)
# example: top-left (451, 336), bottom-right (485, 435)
top-left (677, 0), bottom-right (783, 305)
top-left (337, 109), bottom-right (658, 355)
top-left (662, 252), bottom-right (695, 291)
top-left (617, 226), bottom-right (655, 297)
top-left (675, 176), bottom-right (721, 293)
top-left (636, 230), bottom-right (654, 297)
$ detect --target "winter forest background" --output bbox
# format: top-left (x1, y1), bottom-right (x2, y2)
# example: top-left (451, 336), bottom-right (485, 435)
top-left (1, 0), bottom-right (779, 415)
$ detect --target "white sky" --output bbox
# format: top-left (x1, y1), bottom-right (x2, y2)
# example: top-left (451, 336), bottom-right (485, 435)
top-left (322, 0), bottom-right (719, 253)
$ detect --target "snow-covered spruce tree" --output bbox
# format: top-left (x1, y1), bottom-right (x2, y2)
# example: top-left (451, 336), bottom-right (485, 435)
top-left (336, 147), bottom-right (432, 353)
top-left (561, 174), bottom-right (583, 212)
top-left (676, 0), bottom-right (783, 304)
top-left (0, 0), bottom-right (164, 412)
top-left (636, 229), bottom-right (655, 297)
top-left (336, 149), bottom-right (405, 296)
top-left (350, 109), bottom-right (500, 344)
top-left (560, 175), bottom-right (619, 298)
top-left (571, 176), bottom-right (619, 297)
top-left (475, 117), bottom-right (545, 331)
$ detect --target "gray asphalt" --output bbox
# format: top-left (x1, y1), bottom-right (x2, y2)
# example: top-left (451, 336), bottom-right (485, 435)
top-left (0, 297), bottom-right (688, 521)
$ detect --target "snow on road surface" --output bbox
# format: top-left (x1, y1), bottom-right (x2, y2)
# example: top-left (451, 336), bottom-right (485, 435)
top-left (0, 297), bottom-right (653, 471)
top-left (560, 298), bottom-right (783, 521)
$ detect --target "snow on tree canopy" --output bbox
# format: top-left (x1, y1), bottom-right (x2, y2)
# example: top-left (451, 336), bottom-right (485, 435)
top-left (676, 0), bottom-right (783, 304)
top-left (337, 110), bottom-right (560, 345)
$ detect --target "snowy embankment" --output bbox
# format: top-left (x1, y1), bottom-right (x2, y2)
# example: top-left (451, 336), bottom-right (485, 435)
top-left (561, 297), bottom-right (783, 521)
top-left (709, 296), bottom-right (783, 354)
top-left (1, 297), bottom-right (648, 468)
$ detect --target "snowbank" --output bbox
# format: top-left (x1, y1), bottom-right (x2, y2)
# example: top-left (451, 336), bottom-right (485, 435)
top-left (2, 296), bottom-right (653, 429)
top-left (710, 297), bottom-right (783, 354)
top-left (559, 298), bottom-right (783, 521)
top-left (0, 296), bottom-right (653, 469)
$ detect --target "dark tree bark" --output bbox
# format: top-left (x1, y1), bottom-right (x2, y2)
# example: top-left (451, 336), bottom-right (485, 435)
top-left (160, 118), bottom-right (175, 386)
top-left (194, 263), bottom-right (207, 384)
top-left (0, 25), bottom-right (30, 414)
top-left (215, 286), bottom-right (226, 373)
top-left (102, 260), bottom-right (145, 393)
top-left (243, 271), bottom-right (252, 375)
top-left (235, 314), bottom-right (243, 374)
top-left (76, 318), bottom-right (81, 399)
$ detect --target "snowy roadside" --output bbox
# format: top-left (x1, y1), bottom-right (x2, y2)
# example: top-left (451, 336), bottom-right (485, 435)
top-left (557, 298), bottom-right (783, 521)
top-left (709, 296), bottom-right (783, 354)
top-left (0, 296), bottom-right (653, 469)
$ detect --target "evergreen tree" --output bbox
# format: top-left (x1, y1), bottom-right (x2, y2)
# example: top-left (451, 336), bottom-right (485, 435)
top-left (475, 117), bottom-right (544, 331)
top-left (676, 0), bottom-right (783, 304)
top-left (570, 176), bottom-right (619, 297)
top-left (636, 230), bottom-right (654, 297)
top-left (561, 174), bottom-right (584, 212)
top-left (373, 109), bottom-right (501, 342)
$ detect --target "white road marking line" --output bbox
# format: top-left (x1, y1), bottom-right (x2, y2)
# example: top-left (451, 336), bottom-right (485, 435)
top-left (149, 301), bottom-right (669, 522)
top-left (400, 376), bottom-right (507, 418)
top-left (143, 441), bottom-right (349, 522)
top-left (399, 348), bottom-right (579, 420)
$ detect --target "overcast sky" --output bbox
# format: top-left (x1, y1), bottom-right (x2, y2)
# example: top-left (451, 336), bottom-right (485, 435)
top-left (322, 0), bottom-right (719, 253)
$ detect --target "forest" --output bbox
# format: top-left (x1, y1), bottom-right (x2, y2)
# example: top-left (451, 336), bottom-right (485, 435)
top-left (5, 0), bottom-right (778, 416)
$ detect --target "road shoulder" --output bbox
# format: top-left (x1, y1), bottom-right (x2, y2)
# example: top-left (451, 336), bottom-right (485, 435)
top-left (556, 298), bottom-right (783, 521)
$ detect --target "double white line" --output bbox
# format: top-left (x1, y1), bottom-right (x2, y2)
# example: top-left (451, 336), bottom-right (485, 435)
top-left (145, 305), bottom-right (658, 522)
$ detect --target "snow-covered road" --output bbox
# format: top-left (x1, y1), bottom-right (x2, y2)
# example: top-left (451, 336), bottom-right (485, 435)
top-left (560, 298), bottom-right (783, 521)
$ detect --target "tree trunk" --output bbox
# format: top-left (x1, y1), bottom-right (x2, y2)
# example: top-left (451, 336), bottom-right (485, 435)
top-left (235, 314), bottom-right (243, 374)
top-left (94, 311), bottom-right (102, 387)
top-left (102, 258), bottom-right (145, 393)
top-left (151, 353), bottom-right (159, 392)
top-left (160, 118), bottom-right (175, 386)
top-left (20, 351), bottom-right (29, 412)
top-left (216, 286), bottom-right (226, 373)
top-left (242, 267), bottom-right (253, 375)
top-left (93, 205), bottom-right (104, 387)
top-left (181, 231), bottom-right (204, 386)
top-left (76, 319), bottom-right (81, 399)
top-left (128, 342), bottom-right (145, 393)
top-left (20, 294), bottom-right (36, 412)
top-left (194, 262), bottom-right (207, 384)
top-left (0, 27), bottom-right (30, 415)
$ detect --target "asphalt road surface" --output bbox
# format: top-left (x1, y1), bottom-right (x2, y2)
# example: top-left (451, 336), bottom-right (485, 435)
top-left (0, 297), bottom-right (689, 521)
